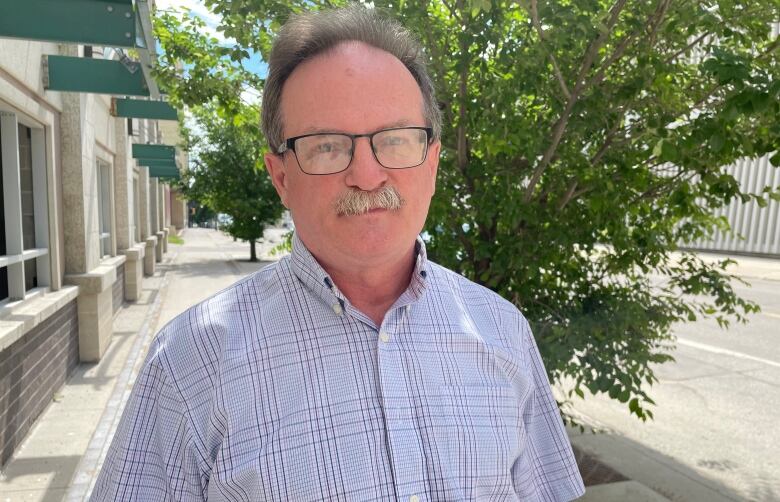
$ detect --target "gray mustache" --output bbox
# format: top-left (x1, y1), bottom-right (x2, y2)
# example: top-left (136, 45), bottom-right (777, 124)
top-left (334, 186), bottom-right (405, 216)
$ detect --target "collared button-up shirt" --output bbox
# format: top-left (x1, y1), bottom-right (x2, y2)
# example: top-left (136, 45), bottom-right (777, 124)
top-left (92, 234), bottom-right (585, 501)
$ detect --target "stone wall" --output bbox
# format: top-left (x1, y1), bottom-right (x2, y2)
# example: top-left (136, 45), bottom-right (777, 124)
top-left (0, 300), bottom-right (79, 466)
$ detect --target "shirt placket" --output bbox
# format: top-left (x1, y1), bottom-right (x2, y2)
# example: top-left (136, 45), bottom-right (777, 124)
top-left (376, 304), bottom-right (427, 502)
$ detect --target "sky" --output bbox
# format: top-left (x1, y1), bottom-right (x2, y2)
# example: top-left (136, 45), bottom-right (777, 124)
top-left (154, 0), bottom-right (266, 104)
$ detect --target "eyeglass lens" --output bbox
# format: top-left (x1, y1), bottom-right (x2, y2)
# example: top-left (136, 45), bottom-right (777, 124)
top-left (294, 128), bottom-right (428, 175)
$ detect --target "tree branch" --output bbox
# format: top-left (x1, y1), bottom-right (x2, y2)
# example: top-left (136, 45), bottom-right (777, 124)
top-left (530, 0), bottom-right (571, 100)
top-left (664, 32), bottom-right (711, 65)
top-left (522, 0), bottom-right (629, 203)
top-left (441, 0), bottom-right (463, 24)
top-left (556, 180), bottom-right (578, 211)
top-left (589, 113), bottom-right (625, 167)
top-left (419, 0), bottom-right (454, 125)
top-left (646, 0), bottom-right (671, 47)
top-left (455, 0), bottom-right (469, 174)
top-left (586, 0), bottom-right (671, 90)
top-left (632, 171), bottom-right (691, 203)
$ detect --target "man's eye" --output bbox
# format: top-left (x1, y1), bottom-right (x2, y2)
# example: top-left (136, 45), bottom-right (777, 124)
top-left (381, 135), bottom-right (407, 146)
top-left (314, 142), bottom-right (342, 153)
top-left (315, 143), bottom-right (337, 153)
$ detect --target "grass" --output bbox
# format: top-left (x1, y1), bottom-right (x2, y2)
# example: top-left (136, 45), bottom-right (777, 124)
top-left (168, 234), bottom-right (184, 245)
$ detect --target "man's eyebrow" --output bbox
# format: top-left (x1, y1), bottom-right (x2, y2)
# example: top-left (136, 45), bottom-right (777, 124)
top-left (298, 120), bottom-right (423, 135)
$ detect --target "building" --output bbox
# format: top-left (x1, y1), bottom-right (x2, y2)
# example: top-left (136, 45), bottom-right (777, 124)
top-left (685, 155), bottom-right (780, 257)
top-left (683, 22), bottom-right (780, 258)
top-left (0, 0), bottom-right (185, 466)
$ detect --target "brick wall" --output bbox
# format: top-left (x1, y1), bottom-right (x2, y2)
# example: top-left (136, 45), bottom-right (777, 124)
top-left (0, 300), bottom-right (79, 467)
top-left (113, 264), bottom-right (125, 314)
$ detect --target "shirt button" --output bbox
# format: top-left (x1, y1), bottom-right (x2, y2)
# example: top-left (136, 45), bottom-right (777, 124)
top-left (410, 496), bottom-right (420, 502)
top-left (332, 303), bottom-right (343, 315)
top-left (379, 331), bottom-right (390, 343)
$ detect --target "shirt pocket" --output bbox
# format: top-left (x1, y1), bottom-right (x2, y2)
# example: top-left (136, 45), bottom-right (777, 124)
top-left (435, 383), bottom-right (522, 496)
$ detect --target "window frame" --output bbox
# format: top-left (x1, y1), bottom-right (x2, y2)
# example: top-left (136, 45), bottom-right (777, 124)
top-left (0, 109), bottom-right (51, 306)
top-left (96, 158), bottom-right (114, 259)
top-left (132, 171), bottom-right (141, 244)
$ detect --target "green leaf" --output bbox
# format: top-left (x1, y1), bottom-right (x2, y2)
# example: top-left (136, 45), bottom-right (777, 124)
top-left (710, 133), bottom-right (725, 153)
top-left (652, 139), bottom-right (664, 158)
top-left (660, 141), bottom-right (679, 163)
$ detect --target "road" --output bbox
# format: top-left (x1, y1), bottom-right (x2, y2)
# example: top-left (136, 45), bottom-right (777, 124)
top-left (569, 269), bottom-right (780, 502)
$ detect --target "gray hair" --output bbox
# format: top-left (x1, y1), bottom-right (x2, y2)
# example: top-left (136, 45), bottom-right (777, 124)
top-left (261, 4), bottom-right (441, 153)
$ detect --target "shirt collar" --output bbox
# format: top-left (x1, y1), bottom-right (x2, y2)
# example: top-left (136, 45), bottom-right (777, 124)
top-left (289, 232), bottom-right (429, 311)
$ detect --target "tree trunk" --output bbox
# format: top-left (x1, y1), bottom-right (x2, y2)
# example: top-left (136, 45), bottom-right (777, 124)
top-left (249, 239), bottom-right (257, 262)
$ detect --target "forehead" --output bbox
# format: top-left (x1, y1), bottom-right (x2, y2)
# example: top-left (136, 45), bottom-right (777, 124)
top-left (280, 42), bottom-right (426, 136)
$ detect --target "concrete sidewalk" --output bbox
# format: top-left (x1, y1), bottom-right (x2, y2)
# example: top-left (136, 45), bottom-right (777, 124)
top-left (686, 250), bottom-right (780, 282)
top-left (0, 228), bottom-right (280, 501)
top-left (9, 229), bottom-right (765, 500)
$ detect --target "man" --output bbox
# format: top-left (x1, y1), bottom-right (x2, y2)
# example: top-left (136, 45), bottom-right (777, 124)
top-left (93, 5), bottom-right (585, 501)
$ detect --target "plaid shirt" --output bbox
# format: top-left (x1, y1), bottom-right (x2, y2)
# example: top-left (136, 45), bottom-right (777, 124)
top-left (92, 234), bottom-right (584, 501)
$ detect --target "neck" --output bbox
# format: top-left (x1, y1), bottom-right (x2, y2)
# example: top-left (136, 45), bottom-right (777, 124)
top-left (313, 245), bottom-right (417, 326)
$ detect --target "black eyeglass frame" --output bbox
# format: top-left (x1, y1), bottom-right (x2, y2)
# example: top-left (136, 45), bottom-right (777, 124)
top-left (276, 126), bottom-right (434, 175)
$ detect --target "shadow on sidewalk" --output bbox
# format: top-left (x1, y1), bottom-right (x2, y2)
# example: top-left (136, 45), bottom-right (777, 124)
top-left (0, 454), bottom-right (81, 500)
top-left (571, 428), bottom-right (777, 502)
top-left (63, 329), bottom-right (137, 391)
top-left (168, 257), bottom-right (274, 280)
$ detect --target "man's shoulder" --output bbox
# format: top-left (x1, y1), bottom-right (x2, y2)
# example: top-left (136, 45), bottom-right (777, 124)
top-left (151, 258), bottom-right (290, 368)
top-left (425, 261), bottom-right (532, 354)
top-left (426, 261), bottom-right (523, 318)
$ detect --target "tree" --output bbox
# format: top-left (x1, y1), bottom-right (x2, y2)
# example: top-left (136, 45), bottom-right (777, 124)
top-left (153, 8), bottom-right (284, 262)
top-left (194, 0), bottom-right (780, 421)
top-left (191, 203), bottom-right (217, 227)
top-left (180, 103), bottom-right (284, 261)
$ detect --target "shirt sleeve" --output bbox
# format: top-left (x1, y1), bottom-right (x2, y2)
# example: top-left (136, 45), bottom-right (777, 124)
top-left (512, 318), bottom-right (585, 501)
top-left (90, 338), bottom-right (208, 502)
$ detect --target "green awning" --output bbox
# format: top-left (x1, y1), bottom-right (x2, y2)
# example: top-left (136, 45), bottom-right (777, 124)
top-left (132, 144), bottom-right (176, 161)
top-left (43, 55), bottom-right (149, 96)
top-left (112, 98), bottom-right (178, 121)
top-left (0, 0), bottom-right (136, 47)
top-left (149, 165), bottom-right (180, 179)
top-left (138, 158), bottom-right (177, 168)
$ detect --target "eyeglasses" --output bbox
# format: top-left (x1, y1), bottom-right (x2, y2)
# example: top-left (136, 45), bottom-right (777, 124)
top-left (277, 126), bottom-right (433, 175)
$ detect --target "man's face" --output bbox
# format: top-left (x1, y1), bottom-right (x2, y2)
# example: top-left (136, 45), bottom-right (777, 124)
top-left (265, 42), bottom-right (440, 272)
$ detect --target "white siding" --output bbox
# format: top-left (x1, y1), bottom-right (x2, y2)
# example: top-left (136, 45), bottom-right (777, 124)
top-left (687, 155), bottom-right (780, 256)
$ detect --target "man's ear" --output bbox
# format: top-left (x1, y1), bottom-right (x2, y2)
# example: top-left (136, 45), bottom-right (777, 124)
top-left (264, 152), bottom-right (290, 208)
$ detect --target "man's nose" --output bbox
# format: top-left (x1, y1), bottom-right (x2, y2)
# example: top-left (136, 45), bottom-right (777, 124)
top-left (344, 137), bottom-right (388, 191)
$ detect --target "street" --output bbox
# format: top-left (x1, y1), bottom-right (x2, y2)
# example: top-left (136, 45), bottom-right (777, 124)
top-left (570, 268), bottom-right (780, 502)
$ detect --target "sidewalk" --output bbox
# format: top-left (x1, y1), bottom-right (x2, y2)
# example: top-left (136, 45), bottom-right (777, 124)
top-left (6, 230), bottom-right (768, 500)
top-left (683, 249), bottom-right (780, 282)
top-left (0, 228), bottom-right (281, 501)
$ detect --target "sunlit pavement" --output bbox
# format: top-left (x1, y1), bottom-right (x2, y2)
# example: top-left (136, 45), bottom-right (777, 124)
top-left (569, 253), bottom-right (780, 502)
top-left (0, 228), bottom-right (285, 502)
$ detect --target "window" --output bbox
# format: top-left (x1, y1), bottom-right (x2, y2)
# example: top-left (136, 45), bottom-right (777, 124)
top-left (0, 111), bottom-right (50, 303)
top-left (0, 121), bottom-right (7, 301)
top-left (96, 160), bottom-right (112, 258)
top-left (19, 124), bottom-right (37, 290)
